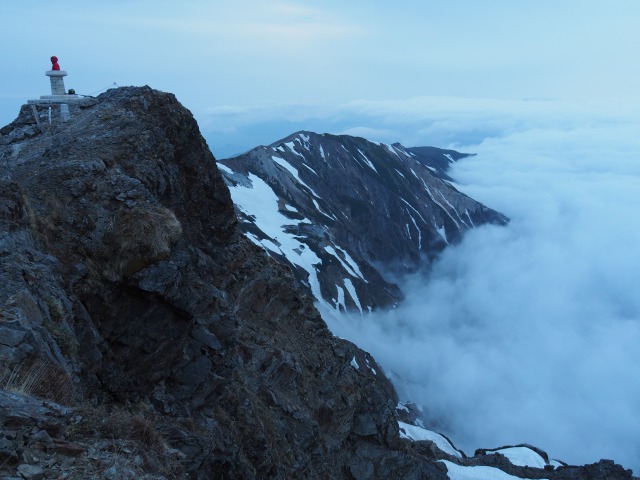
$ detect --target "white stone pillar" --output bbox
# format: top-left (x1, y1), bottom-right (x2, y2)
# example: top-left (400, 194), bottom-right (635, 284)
top-left (59, 104), bottom-right (70, 122)
top-left (46, 70), bottom-right (67, 95)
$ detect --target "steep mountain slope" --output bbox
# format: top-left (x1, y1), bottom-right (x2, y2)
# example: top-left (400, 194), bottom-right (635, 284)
top-left (219, 131), bottom-right (507, 312)
top-left (0, 87), bottom-right (633, 480)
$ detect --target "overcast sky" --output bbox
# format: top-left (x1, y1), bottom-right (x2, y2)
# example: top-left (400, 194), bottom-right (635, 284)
top-left (1, 1), bottom-right (639, 155)
top-left (3, 0), bottom-right (640, 472)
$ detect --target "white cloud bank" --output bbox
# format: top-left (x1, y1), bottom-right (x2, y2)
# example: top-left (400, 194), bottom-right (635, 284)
top-left (322, 102), bottom-right (640, 471)
top-left (204, 95), bottom-right (640, 158)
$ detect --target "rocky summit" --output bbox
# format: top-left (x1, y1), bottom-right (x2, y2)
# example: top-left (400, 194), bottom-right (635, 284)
top-left (0, 86), bottom-right (634, 479)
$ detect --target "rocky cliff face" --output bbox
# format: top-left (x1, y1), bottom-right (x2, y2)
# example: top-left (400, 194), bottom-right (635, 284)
top-left (219, 132), bottom-right (507, 313)
top-left (0, 87), bottom-right (634, 479)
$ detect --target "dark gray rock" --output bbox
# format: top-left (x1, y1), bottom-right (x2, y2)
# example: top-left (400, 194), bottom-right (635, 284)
top-left (0, 325), bottom-right (27, 348)
top-left (548, 460), bottom-right (634, 480)
top-left (16, 464), bottom-right (45, 480)
top-left (102, 465), bottom-right (137, 480)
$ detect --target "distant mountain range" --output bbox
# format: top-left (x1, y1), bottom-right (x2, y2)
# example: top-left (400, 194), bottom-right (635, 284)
top-left (219, 131), bottom-right (508, 312)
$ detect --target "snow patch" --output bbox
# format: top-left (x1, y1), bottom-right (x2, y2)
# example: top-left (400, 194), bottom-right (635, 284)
top-left (464, 208), bottom-right (476, 227)
top-left (217, 163), bottom-right (234, 175)
top-left (284, 141), bottom-right (306, 159)
top-left (436, 225), bottom-right (448, 243)
top-left (398, 422), bottom-right (462, 458)
top-left (324, 245), bottom-right (365, 280)
top-left (357, 148), bottom-right (378, 173)
top-left (423, 182), bottom-right (462, 230)
top-left (440, 461), bottom-right (547, 480)
top-left (282, 203), bottom-right (299, 213)
top-left (335, 285), bottom-right (346, 311)
top-left (298, 133), bottom-right (311, 150)
top-left (343, 278), bottom-right (363, 314)
top-left (364, 356), bottom-right (377, 375)
top-left (383, 144), bottom-right (403, 159)
top-left (400, 198), bottom-right (428, 225)
top-left (406, 210), bottom-right (422, 249)
top-left (301, 163), bottom-right (318, 176)
top-left (437, 190), bottom-right (470, 228)
top-left (487, 447), bottom-right (547, 469)
top-left (312, 198), bottom-right (337, 220)
top-left (271, 156), bottom-right (322, 198)
top-left (350, 356), bottom-right (360, 370)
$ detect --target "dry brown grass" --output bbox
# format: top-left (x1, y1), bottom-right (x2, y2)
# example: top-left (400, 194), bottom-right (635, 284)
top-left (102, 411), bottom-right (166, 454)
top-left (103, 204), bottom-right (182, 279)
top-left (2, 359), bottom-right (75, 405)
top-left (22, 192), bottom-right (67, 251)
top-left (69, 407), bottom-right (186, 477)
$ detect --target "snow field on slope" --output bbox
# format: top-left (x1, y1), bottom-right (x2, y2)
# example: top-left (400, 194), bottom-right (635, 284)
top-left (227, 173), bottom-right (324, 305)
top-left (228, 172), bottom-right (362, 314)
top-left (440, 460), bottom-right (548, 480)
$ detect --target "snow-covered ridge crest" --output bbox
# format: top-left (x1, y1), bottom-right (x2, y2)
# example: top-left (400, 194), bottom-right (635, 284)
top-left (219, 130), bottom-right (507, 313)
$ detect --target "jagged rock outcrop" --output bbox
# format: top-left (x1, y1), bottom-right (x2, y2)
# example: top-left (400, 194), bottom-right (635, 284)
top-left (0, 87), bottom-right (634, 479)
top-left (0, 86), bottom-right (443, 479)
top-left (219, 132), bottom-right (507, 312)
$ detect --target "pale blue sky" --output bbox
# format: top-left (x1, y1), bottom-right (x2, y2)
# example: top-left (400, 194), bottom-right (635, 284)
top-left (1, 1), bottom-right (639, 155)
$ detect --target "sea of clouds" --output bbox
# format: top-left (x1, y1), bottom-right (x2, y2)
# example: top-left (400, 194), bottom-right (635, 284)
top-left (210, 94), bottom-right (640, 470)
top-left (316, 97), bottom-right (640, 471)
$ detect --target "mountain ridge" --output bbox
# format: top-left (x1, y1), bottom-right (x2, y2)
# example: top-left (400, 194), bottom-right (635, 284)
top-left (219, 130), bottom-right (507, 313)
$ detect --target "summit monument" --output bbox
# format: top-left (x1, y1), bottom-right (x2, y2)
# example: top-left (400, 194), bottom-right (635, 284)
top-left (28, 56), bottom-right (88, 122)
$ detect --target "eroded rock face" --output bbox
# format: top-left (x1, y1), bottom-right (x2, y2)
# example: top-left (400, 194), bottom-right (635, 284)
top-left (0, 87), bottom-right (633, 479)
